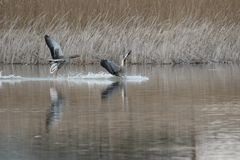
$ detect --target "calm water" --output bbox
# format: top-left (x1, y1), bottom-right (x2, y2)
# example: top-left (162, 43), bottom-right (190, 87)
top-left (1, 64), bottom-right (240, 160)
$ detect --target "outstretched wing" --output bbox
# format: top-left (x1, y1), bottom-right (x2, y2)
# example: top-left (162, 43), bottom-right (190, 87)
top-left (52, 40), bottom-right (64, 59)
top-left (100, 60), bottom-right (121, 76)
top-left (45, 35), bottom-right (63, 59)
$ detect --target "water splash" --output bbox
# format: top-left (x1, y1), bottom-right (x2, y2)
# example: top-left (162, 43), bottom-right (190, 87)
top-left (125, 75), bottom-right (149, 82)
top-left (0, 71), bottom-right (23, 80)
top-left (67, 72), bottom-right (114, 79)
top-left (0, 71), bottom-right (24, 87)
top-left (0, 72), bottom-right (149, 85)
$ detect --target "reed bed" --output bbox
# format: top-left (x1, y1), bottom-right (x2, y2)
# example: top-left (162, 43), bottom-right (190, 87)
top-left (1, 0), bottom-right (240, 25)
top-left (0, 0), bottom-right (240, 64)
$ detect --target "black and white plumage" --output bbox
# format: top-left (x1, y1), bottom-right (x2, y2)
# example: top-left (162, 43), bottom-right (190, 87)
top-left (44, 35), bottom-right (79, 75)
top-left (100, 50), bottom-right (132, 77)
top-left (44, 35), bottom-right (65, 74)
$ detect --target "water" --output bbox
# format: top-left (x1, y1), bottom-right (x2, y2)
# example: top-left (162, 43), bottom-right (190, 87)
top-left (1, 64), bottom-right (240, 160)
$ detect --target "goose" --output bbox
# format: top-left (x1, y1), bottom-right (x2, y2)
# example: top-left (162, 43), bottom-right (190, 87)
top-left (44, 35), bottom-right (79, 75)
top-left (100, 50), bottom-right (132, 77)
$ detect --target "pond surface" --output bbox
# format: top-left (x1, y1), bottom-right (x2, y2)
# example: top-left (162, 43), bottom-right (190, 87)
top-left (0, 64), bottom-right (240, 160)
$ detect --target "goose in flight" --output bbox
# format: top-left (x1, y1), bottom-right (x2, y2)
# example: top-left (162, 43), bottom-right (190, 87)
top-left (100, 50), bottom-right (132, 77)
top-left (44, 35), bottom-right (79, 75)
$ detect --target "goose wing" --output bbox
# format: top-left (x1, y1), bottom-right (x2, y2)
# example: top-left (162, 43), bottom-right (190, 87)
top-left (51, 39), bottom-right (64, 59)
top-left (100, 60), bottom-right (121, 76)
top-left (45, 35), bottom-right (63, 59)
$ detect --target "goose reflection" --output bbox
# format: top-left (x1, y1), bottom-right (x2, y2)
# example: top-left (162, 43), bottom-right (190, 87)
top-left (101, 82), bottom-right (122, 99)
top-left (0, 71), bottom-right (2, 88)
top-left (46, 87), bottom-right (64, 132)
top-left (101, 81), bottom-right (128, 110)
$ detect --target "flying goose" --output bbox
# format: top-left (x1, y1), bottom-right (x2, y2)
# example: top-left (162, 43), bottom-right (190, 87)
top-left (100, 50), bottom-right (132, 77)
top-left (44, 35), bottom-right (79, 75)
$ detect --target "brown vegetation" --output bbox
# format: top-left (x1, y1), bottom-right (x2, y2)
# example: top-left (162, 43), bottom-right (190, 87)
top-left (1, 0), bottom-right (240, 24)
top-left (0, 0), bottom-right (239, 64)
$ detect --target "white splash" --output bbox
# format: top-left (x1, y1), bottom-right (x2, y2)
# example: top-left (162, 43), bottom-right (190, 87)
top-left (0, 72), bottom-right (23, 80)
top-left (66, 72), bottom-right (115, 79)
top-left (0, 72), bottom-right (149, 85)
top-left (125, 75), bottom-right (149, 82)
top-left (0, 71), bottom-right (24, 86)
top-left (64, 72), bottom-right (149, 83)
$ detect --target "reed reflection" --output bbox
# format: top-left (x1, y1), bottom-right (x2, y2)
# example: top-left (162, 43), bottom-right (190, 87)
top-left (46, 87), bottom-right (64, 132)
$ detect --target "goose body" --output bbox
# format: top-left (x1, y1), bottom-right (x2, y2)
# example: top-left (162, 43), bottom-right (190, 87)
top-left (100, 50), bottom-right (131, 77)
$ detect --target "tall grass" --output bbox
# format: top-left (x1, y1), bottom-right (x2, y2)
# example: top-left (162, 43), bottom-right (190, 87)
top-left (1, 0), bottom-right (240, 24)
top-left (0, 0), bottom-right (240, 64)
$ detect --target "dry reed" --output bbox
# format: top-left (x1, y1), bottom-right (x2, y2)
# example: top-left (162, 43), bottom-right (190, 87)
top-left (0, 0), bottom-right (239, 64)
top-left (1, 0), bottom-right (240, 24)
